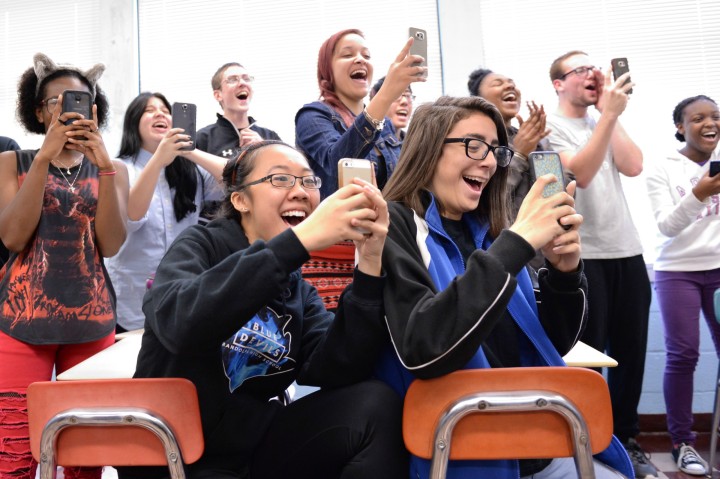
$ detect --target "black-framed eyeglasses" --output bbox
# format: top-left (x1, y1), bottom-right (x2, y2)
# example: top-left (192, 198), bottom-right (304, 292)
top-left (443, 137), bottom-right (514, 167)
top-left (40, 97), bottom-right (59, 114)
top-left (223, 74), bottom-right (255, 86)
top-left (237, 173), bottom-right (322, 190)
top-left (558, 65), bottom-right (598, 80)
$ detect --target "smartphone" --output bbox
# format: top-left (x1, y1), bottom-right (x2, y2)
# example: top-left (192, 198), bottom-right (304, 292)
top-left (611, 57), bottom-right (633, 94)
top-left (529, 151), bottom-right (566, 197)
top-left (529, 151), bottom-right (570, 230)
top-left (337, 158), bottom-right (374, 189)
top-left (408, 27), bottom-right (428, 78)
top-left (171, 102), bottom-right (197, 151)
top-left (710, 160), bottom-right (720, 177)
top-left (61, 90), bottom-right (92, 126)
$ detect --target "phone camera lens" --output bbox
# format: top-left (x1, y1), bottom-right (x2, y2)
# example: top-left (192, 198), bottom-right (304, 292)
top-left (416, 32), bottom-right (424, 40)
top-left (182, 104), bottom-right (188, 111)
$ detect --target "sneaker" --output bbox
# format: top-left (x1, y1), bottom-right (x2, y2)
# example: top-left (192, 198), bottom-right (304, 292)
top-left (623, 438), bottom-right (658, 478)
top-left (671, 443), bottom-right (708, 476)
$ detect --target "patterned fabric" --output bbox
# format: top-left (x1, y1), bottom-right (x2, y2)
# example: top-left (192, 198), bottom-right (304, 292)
top-left (0, 150), bottom-right (115, 345)
top-left (301, 241), bottom-right (355, 311)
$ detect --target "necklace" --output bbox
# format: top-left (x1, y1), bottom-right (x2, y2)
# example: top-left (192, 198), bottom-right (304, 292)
top-left (55, 158), bottom-right (84, 193)
top-left (51, 157), bottom-right (83, 175)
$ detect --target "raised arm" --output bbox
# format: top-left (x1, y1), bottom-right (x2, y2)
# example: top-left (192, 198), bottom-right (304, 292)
top-left (553, 69), bottom-right (640, 187)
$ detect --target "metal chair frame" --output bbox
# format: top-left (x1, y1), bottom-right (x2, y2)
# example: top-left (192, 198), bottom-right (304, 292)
top-left (38, 407), bottom-right (186, 479)
top-left (429, 389), bottom-right (595, 479)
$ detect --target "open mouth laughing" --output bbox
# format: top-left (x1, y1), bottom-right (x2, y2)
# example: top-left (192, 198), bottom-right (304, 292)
top-left (281, 210), bottom-right (307, 227)
top-left (463, 175), bottom-right (486, 192)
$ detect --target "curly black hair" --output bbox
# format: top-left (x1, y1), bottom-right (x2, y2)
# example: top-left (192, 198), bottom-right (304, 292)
top-left (672, 95), bottom-right (716, 142)
top-left (467, 68), bottom-right (493, 97)
top-left (16, 67), bottom-right (110, 135)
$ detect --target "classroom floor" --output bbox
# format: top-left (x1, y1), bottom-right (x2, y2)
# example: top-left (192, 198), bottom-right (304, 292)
top-left (637, 431), bottom-right (715, 478)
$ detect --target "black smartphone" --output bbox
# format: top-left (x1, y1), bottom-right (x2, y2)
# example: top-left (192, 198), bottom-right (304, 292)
top-left (61, 90), bottom-right (92, 126)
top-left (710, 160), bottom-right (720, 177)
top-left (408, 27), bottom-right (428, 78)
top-left (171, 102), bottom-right (197, 151)
top-left (611, 57), bottom-right (633, 94)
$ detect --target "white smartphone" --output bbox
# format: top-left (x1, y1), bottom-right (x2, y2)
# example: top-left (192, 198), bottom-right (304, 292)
top-left (338, 158), bottom-right (374, 234)
top-left (408, 27), bottom-right (428, 78)
top-left (337, 158), bottom-right (374, 189)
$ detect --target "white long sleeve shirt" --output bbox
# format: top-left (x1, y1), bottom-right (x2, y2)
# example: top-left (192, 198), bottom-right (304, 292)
top-left (646, 149), bottom-right (720, 271)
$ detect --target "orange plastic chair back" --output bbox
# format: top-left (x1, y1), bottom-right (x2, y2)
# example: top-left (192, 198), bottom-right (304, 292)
top-left (27, 378), bottom-right (203, 467)
top-left (403, 366), bottom-right (613, 461)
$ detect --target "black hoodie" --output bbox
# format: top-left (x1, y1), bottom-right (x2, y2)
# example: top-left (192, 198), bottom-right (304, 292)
top-left (131, 217), bottom-right (387, 472)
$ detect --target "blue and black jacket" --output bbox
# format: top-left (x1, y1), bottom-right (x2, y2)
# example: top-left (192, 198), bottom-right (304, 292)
top-left (376, 194), bottom-right (633, 479)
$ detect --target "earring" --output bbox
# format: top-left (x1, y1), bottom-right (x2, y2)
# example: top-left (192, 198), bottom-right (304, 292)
top-left (241, 208), bottom-right (248, 213)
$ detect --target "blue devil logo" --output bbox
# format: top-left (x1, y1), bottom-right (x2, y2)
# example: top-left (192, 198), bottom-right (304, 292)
top-left (221, 306), bottom-right (294, 392)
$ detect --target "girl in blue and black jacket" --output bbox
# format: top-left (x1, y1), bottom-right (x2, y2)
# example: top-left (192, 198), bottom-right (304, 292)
top-left (376, 96), bottom-right (634, 479)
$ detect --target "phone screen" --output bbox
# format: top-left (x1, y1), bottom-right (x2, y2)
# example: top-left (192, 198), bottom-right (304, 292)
top-left (61, 90), bottom-right (92, 126)
top-left (710, 160), bottom-right (720, 177)
top-left (408, 27), bottom-right (428, 78)
top-left (171, 102), bottom-right (197, 151)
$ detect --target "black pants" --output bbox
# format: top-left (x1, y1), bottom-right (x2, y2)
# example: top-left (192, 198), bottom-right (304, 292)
top-left (189, 380), bottom-right (408, 479)
top-left (581, 255), bottom-right (651, 441)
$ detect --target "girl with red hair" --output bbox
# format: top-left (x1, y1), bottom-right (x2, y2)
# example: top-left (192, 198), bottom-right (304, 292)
top-left (295, 29), bottom-right (425, 310)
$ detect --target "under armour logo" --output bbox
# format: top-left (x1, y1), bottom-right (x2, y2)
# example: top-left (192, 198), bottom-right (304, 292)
top-left (223, 149), bottom-right (234, 157)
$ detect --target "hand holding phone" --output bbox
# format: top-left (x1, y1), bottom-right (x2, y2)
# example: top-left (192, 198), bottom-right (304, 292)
top-left (611, 57), bottom-right (633, 94)
top-left (408, 27), bottom-right (428, 79)
top-left (61, 90), bottom-right (93, 126)
top-left (529, 151), bottom-right (571, 230)
top-left (171, 102), bottom-right (197, 151)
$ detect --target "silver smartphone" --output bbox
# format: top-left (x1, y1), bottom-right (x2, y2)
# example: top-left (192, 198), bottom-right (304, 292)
top-left (338, 158), bottom-right (374, 189)
top-left (408, 27), bottom-right (428, 78)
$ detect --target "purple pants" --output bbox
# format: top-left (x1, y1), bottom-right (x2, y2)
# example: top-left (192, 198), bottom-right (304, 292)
top-left (654, 268), bottom-right (720, 445)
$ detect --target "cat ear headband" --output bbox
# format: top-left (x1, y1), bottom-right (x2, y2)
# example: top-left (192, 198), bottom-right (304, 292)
top-left (33, 52), bottom-right (105, 97)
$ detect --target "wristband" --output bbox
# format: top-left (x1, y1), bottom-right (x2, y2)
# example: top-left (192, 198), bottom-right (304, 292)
top-left (98, 170), bottom-right (116, 176)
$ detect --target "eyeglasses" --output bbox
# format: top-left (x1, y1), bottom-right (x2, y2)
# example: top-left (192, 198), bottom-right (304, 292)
top-left (443, 137), bottom-right (514, 167)
top-left (40, 97), bottom-right (59, 114)
top-left (558, 65), bottom-right (597, 80)
top-left (223, 74), bottom-right (255, 86)
top-left (398, 92), bottom-right (416, 102)
top-left (237, 173), bottom-right (322, 190)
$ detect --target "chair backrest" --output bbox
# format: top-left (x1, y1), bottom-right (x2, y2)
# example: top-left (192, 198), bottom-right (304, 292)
top-left (403, 367), bottom-right (613, 477)
top-left (27, 378), bottom-right (204, 468)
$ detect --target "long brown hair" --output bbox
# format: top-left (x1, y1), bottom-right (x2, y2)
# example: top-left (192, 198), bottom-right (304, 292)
top-left (317, 28), bottom-right (364, 128)
top-left (383, 96), bottom-right (510, 238)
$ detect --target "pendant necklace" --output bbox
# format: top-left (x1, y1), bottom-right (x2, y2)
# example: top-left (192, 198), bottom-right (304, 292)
top-left (52, 157), bottom-right (83, 175)
top-left (55, 159), bottom-right (84, 193)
